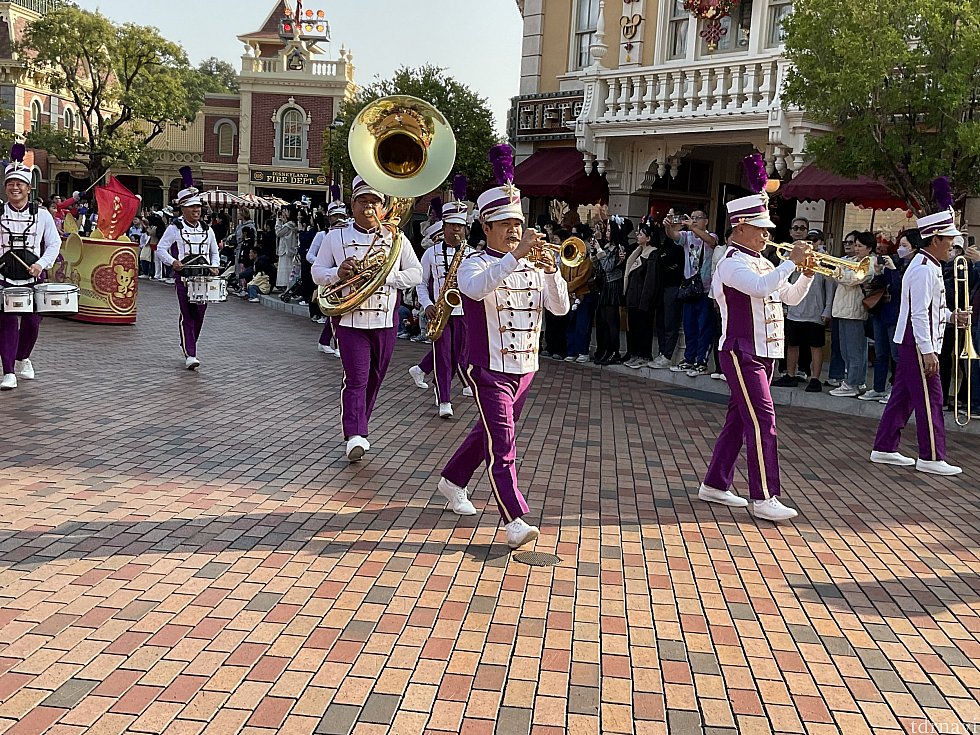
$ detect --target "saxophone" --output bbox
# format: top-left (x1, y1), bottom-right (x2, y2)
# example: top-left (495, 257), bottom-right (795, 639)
top-left (425, 242), bottom-right (467, 341)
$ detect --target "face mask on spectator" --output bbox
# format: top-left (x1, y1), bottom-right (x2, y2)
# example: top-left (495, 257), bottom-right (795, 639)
top-left (897, 244), bottom-right (912, 258)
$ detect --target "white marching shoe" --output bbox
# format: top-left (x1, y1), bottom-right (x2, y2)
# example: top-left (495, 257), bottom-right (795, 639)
top-left (462, 386), bottom-right (474, 397)
top-left (184, 356), bottom-right (200, 370)
top-left (408, 365), bottom-right (428, 389)
top-left (505, 518), bottom-right (540, 550)
top-left (317, 344), bottom-right (335, 355)
top-left (439, 402), bottom-right (454, 418)
top-left (749, 497), bottom-right (798, 522)
top-left (0, 373), bottom-right (16, 391)
top-left (916, 458), bottom-right (962, 476)
top-left (436, 477), bottom-right (476, 516)
top-left (697, 483), bottom-right (748, 508)
top-left (869, 450), bottom-right (915, 467)
top-left (14, 359), bottom-right (34, 380)
top-left (333, 347), bottom-right (341, 359)
top-left (346, 435), bottom-right (370, 462)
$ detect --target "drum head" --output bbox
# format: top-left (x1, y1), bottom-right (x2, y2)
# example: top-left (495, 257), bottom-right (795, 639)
top-left (0, 248), bottom-right (39, 282)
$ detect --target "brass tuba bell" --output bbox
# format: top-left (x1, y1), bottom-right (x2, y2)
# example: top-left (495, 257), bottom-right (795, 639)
top-left (316, 95), bottom-right (457, 316)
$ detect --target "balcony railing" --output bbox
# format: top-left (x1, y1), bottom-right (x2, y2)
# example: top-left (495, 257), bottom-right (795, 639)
top-left (243, 56), bottom-right (345, 80)
top-left (9, 0), bottom-right (61, 14)
top-left (591, 56), bottom-right (785, 124)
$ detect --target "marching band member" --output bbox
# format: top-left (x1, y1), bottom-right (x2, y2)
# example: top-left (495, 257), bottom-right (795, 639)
top-left (871, 193), bottom-right (969, 475)
top-left (436, 145), bottom-right (569, 550)
top-left (312, 175), bottom-right (423, 462)
top-left (0, 145), bottom-right (61, 390)
top-left (697, 154), bottom-right (813, 522)
top-left (416, 199), bottom-right (470, 418)
top-left (312, 194), bottom-right (348, 357)
top-left (407, 219), bottom-right (443, 388)
top-left (155, 167), bottom-right (219, 370)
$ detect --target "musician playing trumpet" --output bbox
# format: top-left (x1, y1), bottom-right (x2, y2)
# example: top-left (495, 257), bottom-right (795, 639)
top-left (416, 199), bottom-right (470, 418)
top-left (697, 154), bottom-right (813, 522)
top-left (312, 175), bottom-right (422, 462)
top-left (435, 145), bottom-right (569, 550)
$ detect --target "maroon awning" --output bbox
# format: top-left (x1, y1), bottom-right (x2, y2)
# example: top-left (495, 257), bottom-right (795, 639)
top-left (780, 166), bottom-right (908, 210)
top-left (514, 148), bottom-right (608, 205)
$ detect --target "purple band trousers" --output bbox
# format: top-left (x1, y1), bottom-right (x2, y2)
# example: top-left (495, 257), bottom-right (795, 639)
top-left (336, 324), bottom-right (396, 439)
top-left (430, 315), bottom-right (467, 403)
top-left (442, 365), bottom-right (535, 523)
top-left (872, 326), bottom-right (946, 461)
top-left (0, 313), bottom-right (41, 374)
top-left (175, 278), bottom-right (207, 358)
top-left (703, 348), bottom-right (782, 500)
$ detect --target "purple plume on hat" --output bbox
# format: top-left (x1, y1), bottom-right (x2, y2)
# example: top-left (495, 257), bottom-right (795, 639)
top-left (10, 143), bottom-right (25, 163)
top-left (932, 176), bottom-right (954, 210)
top-left (741, 152), bottom-right (768, 195)
top-left (452, 174), bottom-right (468, 201)
top-left (179, 166), bottom-right (194, 188)
top-left (330, 183), bottom-right (341, 202)
top-left (489, 144), bottom-right (515, 186)
top-left (429, 196), bottom-right (443, 219)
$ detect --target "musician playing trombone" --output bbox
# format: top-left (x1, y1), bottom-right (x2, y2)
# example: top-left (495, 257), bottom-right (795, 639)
top-left (870, 203), bottom-right (971, 475)
top-left (416, 199), bottom-right (471, 418)
top-left (312, 175), bottom-right (422, 462)
top-left (435, 146), bottom-right (569, 549)
top-left (697, 154), bottom-right (813, 522)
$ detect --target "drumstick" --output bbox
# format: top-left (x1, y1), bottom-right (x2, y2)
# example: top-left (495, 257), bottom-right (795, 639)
top-left (8, 251), bottom-right (35, 271)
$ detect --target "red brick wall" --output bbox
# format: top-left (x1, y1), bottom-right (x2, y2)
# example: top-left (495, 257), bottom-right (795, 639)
top-left (250, 93), bottom-right (334, 168)
top-left (203, 170), bottom-right (238, 184)
top-left (204, 113), bottom-right (241, 164)
top-left (205, 95), bottom-right (240, 108)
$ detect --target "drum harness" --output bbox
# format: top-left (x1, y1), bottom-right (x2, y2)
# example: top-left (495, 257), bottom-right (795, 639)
top-left (173, 217), bottom-right (212, 269)
top-left (0, 202), bottom-right (40, 283)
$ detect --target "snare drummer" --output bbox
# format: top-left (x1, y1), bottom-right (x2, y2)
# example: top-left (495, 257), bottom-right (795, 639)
top-left (0, 148), bottom-right (61, 391)
top-left (155, 169), bottom-right (219, 370)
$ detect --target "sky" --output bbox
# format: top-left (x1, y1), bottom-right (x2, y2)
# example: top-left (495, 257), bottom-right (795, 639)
top-left (74, 0), bottom-right (524, 134)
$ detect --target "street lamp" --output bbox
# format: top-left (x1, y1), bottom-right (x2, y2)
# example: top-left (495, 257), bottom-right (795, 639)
top-left (327, 114), bottom-right (345, 195)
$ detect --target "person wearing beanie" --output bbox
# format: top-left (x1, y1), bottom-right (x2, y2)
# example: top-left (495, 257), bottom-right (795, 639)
top-left (312, 175), bottom-right (423, 462)
top-left (697, 153), bottom-right (813, 522)
top-left (155, 167), bottom-right (219, 370)
top-left (435, 145), bottom-right (570, 550)
top-left (0, 144), bottom-right (62, 390)
top-left (871, 183), bottom-right (970, 476)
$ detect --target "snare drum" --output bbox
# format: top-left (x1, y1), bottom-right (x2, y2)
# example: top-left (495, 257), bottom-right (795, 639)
top-left (185, 277), bottom-right (228, 304)
top-left (34, 283), bottom-right (79, 314)
top-left (2, 286), bottom-right (34, 313)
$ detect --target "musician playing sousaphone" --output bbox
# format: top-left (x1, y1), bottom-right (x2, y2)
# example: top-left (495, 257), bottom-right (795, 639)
top-left (312, 175), bottom-right (423, 462)
top-left (0, 144), bottom-right (61, 391)
top-left (414, 181), bottom-right (472, 418)
top-left (435, 145), bottom-right (569, 549)
top-left (155, 167), bottom-right (219, 370)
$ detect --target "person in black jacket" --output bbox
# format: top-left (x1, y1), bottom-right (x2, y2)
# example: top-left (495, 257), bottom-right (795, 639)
top-left (623, 221), bottom-right (661, 368)
top-left (650, 231), bottom-right (685, 368)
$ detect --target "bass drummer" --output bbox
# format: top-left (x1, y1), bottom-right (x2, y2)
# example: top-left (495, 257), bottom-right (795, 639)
top-left (155, 167), bottom-right (219, 370)
top-left (0, 146), bottom-right (61, 391)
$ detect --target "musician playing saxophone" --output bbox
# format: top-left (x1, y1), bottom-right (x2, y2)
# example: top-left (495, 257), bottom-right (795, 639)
top-left (311, 175), bottom-right (422, 462)
top-left (416, 200), bottom-right (470, 418)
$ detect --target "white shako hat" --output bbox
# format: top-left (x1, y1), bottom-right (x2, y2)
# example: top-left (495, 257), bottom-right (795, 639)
top-left (351, 175), bottom-right (383, 201)
top-left (326, 182), bottom-right (346, 216)
top-left (176, 166), bottom-right (202, 207)
top-left (478, 144), bottom-right (524, 224)
top-left (423, 220), bottom-right (444, 240)
top-left (4, 143), bottom-right (31, 185)
top-left (917, 209), bottom-right (961, 238)
top-left (918, 178), bottom-right (961, 237)
top-left (727, 152), bottom-right (775, 228)
top-left (443, 174), bottom-right (469, 225)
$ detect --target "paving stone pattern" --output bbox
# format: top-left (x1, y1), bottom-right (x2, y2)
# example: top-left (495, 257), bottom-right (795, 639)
top-left (0, 281), bottom-right (978, 734)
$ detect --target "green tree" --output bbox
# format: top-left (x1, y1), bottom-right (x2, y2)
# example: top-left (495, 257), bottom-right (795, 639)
top-left (18, 5), bottom-right (201, 181)
top-left (187, 56), bottom-right (240, 103)
top-left (782, 0), bottom-right (980, 214)
top-left (324, 65), bottom-right (497, 198)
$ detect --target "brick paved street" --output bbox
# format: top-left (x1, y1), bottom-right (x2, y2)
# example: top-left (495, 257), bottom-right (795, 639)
top-left (0, 281), bottom-right (978, 735)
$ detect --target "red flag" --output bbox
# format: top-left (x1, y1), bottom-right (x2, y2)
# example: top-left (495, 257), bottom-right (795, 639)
top-left (95, 176), bottom-right (140, 241)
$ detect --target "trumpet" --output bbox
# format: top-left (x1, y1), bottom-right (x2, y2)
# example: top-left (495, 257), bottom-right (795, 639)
top-left (953, 255), bottom-right (977, 426)
top-left (771, 241), bottom-right (872, 279)
top-left (529, 235), bottom-right (587, 270)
